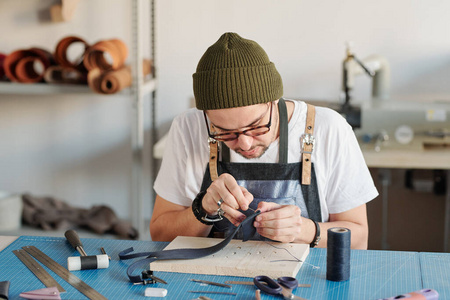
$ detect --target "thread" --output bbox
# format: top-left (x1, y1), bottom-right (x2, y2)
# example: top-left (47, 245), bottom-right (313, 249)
top-left (326, 227), bottom-right (351, 281)
top-left (262, 240), bottom-right (320, 269)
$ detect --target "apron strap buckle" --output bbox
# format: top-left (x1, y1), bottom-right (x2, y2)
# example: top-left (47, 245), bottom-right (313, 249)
top-left (301, 133), bottom-right (315, 154)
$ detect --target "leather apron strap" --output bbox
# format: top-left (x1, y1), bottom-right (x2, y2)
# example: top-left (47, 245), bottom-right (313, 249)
top-left (278, 98), bottom-right (289, 164)
top-left (208, 138), bottom-right (219, 181)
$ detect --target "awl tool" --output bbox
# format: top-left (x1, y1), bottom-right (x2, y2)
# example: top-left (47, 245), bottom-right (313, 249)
top-left (64, 229), bottom-right (109, 271)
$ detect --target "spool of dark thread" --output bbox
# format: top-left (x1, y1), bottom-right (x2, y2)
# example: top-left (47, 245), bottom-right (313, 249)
top-left (326, 227), bottom-right (351, 281)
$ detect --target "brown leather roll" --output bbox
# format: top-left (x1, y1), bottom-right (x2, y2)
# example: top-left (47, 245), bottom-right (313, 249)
top-left (87, 67), bottom-right (104, 93)
top-left (100, 66), bottom-right (132, 94)
top-left (3, 48), bottom-right (54, 83)
top-left (87, 59), bottom-right (152, 94)
top-left (83, 39), bottom-right (128, 71)
top-left (0, 53), bottom-right (6, 79)
top-left (54, 36), bottom-right (89, 73)
top-left (44, 65), bottom-right (87, 84)
top-left (88, 66), bottom-right (131, 94)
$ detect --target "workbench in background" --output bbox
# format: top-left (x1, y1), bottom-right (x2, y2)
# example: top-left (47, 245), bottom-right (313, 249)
top-left (362, 147), bottom-right (450, 252)
top-left (0, 235), bottom-right (449, 299)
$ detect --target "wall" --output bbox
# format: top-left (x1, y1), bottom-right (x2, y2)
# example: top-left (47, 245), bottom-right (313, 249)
top-left (156, 0), bottom-right (450, 128)
top-left (0, 1), bottom-right (449, 235)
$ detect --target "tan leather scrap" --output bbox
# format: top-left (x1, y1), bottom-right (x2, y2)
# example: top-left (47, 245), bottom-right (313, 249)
top-left (302, 104), bottom-right (316, 185)
top-left (83, 39), bottom-right (128, 71)
top-left (87, 59), bottom-right (152, 94)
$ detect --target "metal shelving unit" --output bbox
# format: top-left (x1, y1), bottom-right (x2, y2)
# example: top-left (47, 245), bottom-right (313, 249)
top-left (130, 0), bottom-right (157, 239)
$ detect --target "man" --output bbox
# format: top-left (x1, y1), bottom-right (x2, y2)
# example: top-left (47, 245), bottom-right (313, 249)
top-left (150, 32), bottom-right (378, 249)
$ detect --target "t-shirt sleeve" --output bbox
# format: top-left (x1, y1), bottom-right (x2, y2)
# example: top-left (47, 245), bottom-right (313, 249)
top-left (319, 109), bottom-right (379, 214)
top-left (153, 111), bottom-right (207, 207)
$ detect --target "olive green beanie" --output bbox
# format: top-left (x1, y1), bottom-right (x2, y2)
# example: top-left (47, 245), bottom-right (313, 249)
top-left (193, 32), bottom-right (283, 110)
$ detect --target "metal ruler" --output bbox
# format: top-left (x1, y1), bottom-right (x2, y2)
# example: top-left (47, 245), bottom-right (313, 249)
top-left (13, 249), bottom-right (66, 293)
top-left (21, 245), bottom-right (107, 300)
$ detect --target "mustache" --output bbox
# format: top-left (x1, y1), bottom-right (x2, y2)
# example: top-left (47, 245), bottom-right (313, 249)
top-left (234, 144), bottom-right (269, 158)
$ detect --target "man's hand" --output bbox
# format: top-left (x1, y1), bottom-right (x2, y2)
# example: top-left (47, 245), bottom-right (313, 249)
top-left (202, 173), bottom-right (253, 226)
top-left (253, 202), bottom-right (303, 243)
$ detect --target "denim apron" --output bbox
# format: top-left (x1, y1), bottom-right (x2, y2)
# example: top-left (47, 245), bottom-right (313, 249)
top-left (201, 99), bottom-right (322, 240)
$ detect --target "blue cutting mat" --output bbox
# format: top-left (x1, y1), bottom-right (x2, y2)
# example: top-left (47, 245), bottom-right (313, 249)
top-left (0, 236), bottom-right (423, 299)
top-left (420, 252), bottom-right (450, 299)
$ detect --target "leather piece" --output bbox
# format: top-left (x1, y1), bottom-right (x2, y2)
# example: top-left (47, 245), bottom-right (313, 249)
top-left (22, 193), bottom-right (138, 239)
top-left (83, 39), bottom-right (128, 71)
top-left (241, 209), bottom-right (258, 241)
top-left (0, 281), bottom-right (9, 300)
top-left (3, 48), bottom-right (54, 83)
top-left (50, 0), bottom-right (79, 23)
top-left (54, 36), bottom-right (89, 73)
top-left (0, 53), bottom-right (7, 79)
top-left (44, 65), bottom-right (87, 84)
top-left (119, 210), bottom-right (261, 283)
top-left (87, 59), bottom-right (152, 94)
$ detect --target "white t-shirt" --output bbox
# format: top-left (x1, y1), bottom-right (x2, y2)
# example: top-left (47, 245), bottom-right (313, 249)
top-left (154, 100), bottom-right (378, 221)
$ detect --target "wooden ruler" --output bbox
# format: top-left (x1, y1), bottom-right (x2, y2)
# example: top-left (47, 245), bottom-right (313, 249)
top-left (13, 249), bottom-right (66, 293)
top-left (21, 245), bottom-right (107, 300)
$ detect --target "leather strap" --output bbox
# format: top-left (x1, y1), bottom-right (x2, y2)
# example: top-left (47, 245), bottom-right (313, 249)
top-left (208, 138), bottom-right (219, 181)
top-left (302, 104), bottom-right (316, 185)
top-left (119, 210), bottom-right (261, 283)
top-left (309, 219), bottom-right (321, 248)
top-left (278, 99), bottom-right (288, 164)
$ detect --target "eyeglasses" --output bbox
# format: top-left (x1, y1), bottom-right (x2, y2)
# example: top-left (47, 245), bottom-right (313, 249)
top-left (203, 103), bottom-right (273, 142)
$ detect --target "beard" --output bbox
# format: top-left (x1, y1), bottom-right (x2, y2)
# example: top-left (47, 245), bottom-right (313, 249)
top-left (234, 144), bottom-right (270, 159)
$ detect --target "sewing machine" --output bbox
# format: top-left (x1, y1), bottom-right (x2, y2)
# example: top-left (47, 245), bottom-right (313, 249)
top-left (329, 43), bottom-right (450, 152)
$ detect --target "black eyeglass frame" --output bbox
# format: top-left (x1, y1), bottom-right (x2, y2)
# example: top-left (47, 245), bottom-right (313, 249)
top-left (203, 102), bottom-right (273, 142)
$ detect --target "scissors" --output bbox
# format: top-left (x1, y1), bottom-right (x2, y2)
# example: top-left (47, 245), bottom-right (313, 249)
top-left (253, 275), bottom-right (307, 300)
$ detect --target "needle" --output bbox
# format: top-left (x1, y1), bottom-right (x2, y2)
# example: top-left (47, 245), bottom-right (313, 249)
top-left (190, 279), bottom-right (231, 288)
